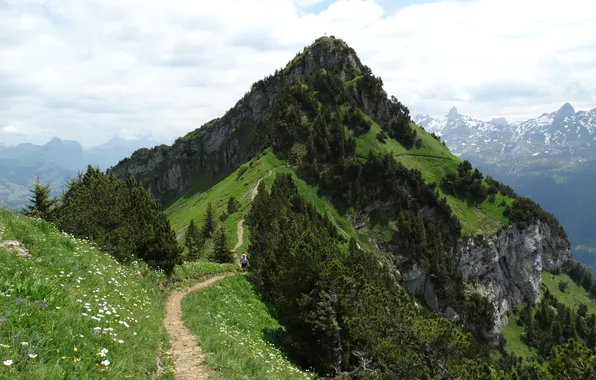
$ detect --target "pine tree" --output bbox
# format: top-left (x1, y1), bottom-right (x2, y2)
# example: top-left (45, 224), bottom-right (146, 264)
top-left (227, 197), bottom-right (239, 215)
top-left (24, 177), bottom-right (57, 221)
top-left (212, 225), bottom-right (234, 264)
top-left (201, 202), bottom-right (215, 239)
top-left (184, 220), bottom-right (201, 261)
top-left (56, 167), bottom-right (182, 275)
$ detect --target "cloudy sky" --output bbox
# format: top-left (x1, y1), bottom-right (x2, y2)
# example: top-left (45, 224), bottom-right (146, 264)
top-left (1, 0), bottom-right (595, 147)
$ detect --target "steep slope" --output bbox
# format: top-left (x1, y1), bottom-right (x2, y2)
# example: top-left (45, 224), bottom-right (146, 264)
top-left (416, 106), bottom-right (596, 273)
top-left (114, 36), bottom-right (571, 366)
top-left (0, 208), bottom-right (169, 378)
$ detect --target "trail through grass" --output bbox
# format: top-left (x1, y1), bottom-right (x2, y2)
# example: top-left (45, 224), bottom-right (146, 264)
top-left (354, 116), bottom-right (511, 237)
top-left (182, 275), bottom-right (320, 380)
top-left (164, 274), bottom-right (234, 380)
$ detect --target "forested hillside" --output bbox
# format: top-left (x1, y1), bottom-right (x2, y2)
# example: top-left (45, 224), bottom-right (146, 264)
top-left (5, 35), bottom-right (594, 378)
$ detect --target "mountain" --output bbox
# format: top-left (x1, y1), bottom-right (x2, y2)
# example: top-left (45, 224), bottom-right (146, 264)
top-left (416, 103), bottom-right (596, 170)
top-left (110, 36), bottom-right (594, 376)
top-left (415, 105), bottom-right (596, 272)
top-left (0, 135), bottom-right (165, 210)
top-left (85, 134), bottom-right (166, 169)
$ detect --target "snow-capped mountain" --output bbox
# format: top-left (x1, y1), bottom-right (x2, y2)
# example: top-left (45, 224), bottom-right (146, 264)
top-left (415, 103), bottom-right (596, 271)
top-left (414, 103), bottom-right (596, 168)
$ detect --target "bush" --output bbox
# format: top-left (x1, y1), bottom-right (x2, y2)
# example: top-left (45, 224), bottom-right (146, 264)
top-left (56, 167), bottom-right (182, 275)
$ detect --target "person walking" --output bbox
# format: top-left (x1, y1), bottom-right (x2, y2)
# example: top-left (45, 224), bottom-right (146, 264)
top-left (240, 253), bottom-right (248, 272)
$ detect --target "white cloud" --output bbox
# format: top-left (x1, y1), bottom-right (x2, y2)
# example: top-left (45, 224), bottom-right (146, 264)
top-left (0, 0), bottom-right (595, 146)
top-left (0, 125), bottom-right (20, 135)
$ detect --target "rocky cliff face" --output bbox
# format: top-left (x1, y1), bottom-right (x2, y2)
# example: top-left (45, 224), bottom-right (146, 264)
top-left (111, 37), bottom-right (363, 206)
top-left (398, 221), bottom-right (571, 346)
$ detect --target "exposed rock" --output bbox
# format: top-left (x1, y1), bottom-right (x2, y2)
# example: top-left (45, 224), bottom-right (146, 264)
top-left (0, 240), bottom-right (30, 258)
top-left (399, 221), bottom-right (570, 347)
top-left (112, 37), bottom-right (363, 207)
top-left (443, 307), bottom-right (460, 322)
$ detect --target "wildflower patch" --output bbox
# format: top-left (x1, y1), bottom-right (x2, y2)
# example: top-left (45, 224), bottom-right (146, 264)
top-left (0, 209), bottom-right (168, 379)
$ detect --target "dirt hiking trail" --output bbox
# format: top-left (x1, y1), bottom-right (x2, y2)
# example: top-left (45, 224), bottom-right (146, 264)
top-left (164, 274), bottom-right (232, 379)
top-left (233, 218), bottom-right (244, 252)
top-left (163, 218), bottom-right (245, 379)
top-left (250, 169), bottom-right (273, 201)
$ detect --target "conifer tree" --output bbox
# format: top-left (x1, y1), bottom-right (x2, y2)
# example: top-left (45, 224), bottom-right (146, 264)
top-left (184, 219), bottom-right (201, 261)
top-left (201, 202), bottom-right (215, 239)
top-left (56, 167), bottom-right (181, 275)
top-left (226, 196), bottom-right (239, 215)
top-left (212, 225), bottom-right (234, 264)
top-left (24, 177), bottom-right (57, 221)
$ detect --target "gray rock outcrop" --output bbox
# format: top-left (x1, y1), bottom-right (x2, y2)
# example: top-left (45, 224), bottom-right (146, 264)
top-left (399, 221), bottom-right (571, 346)
top-left (111, 38), bottom-right (363, 206)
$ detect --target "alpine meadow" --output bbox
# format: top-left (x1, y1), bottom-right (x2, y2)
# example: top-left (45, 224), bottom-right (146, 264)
top-left (1, 35), bottom-right (595, 379)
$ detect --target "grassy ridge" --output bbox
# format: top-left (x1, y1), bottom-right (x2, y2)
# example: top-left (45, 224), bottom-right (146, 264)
top-left (354, 116), bottom-right (511, 237)
top-left (181, 275), bottom-right (319, 380)
top-left (0, 208), bottom-right (168, 379)
top-left (166, 149), bottom-right (374, 256)
top-left (165, 151), bottom-right (284, 251)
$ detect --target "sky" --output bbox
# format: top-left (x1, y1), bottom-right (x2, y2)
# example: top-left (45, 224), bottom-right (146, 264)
top-left (0, 0), bottom-right (595, 147)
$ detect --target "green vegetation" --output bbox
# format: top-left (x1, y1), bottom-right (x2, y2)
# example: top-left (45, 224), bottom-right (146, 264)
top-left (0, 208), bottom-right (168, 379)
top-left (22, 177), bottom-right (57, 222)
top-left (172, 261), bottom-right (237, 289)
top-left (181, 275), bottom-right (319, 380)
top-left (502, 305), bottom-right (539, 361)
top-left (246, 174), bottom-right (481, 378)
top-left (542, 272), bottom-right (596, 315)
top-left (183, 219), bottom-right (201, 261)
top-left (5, 34), bottom-right (580, 379)
top-left (56, 167), bottom-right (182, 274)
top-left (165, 151), bottom-right (284, 236)
top-left (212, 225), bottom-right (234, 264)
top-left (200, 203), bottom-right (216, 240)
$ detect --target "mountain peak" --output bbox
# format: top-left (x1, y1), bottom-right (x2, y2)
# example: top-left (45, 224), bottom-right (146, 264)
top-left (556, 102), bottom-right (575, 117)
top-left (491, 117), bottom-right (509, 127)
top-left (447, 106), bottom-right (459, 118)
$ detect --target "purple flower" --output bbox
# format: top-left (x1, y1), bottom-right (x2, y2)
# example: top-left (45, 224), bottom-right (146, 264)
top-left (13, 333), bottom-right (18, 338)
top-left (0, 317), bottom-right (6, 323)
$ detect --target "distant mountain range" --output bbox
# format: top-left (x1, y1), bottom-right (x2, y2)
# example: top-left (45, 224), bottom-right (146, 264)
top-left (0, 135), bottom-right (167, 210)
top-left (414, 103), bottom-right (596, 272)
top-left (415, 103), bottom-right (596, 172)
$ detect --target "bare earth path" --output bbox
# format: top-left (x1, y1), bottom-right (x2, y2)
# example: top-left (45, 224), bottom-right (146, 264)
top-left (250, 169), bottom-right (273, 201)
top-left (233, 219), bottom-right (244, 252)
top-left (163, 218), bottom-right (245, 379)
top-left (164, 274), bottom-right (232, 380)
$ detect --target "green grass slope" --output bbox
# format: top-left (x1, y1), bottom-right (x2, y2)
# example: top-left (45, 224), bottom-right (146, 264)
top-left (165, 149), bottom-right (374, 254)
top-left (542, 272), bottom-right (596, 315)
top-left (0, 208), bottom-right (168, 379)
top-left (501, 304), bottom-right (539, 362)
top-left (181, 275), bottom-right (319, 380)
top-left (353, 117), bottom-right (511, 237)
top-left (502, 271), bottom-right (596, 363)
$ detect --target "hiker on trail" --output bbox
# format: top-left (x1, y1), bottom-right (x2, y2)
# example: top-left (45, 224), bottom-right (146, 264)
top-left (240, 253), bottom-right (248, 272)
